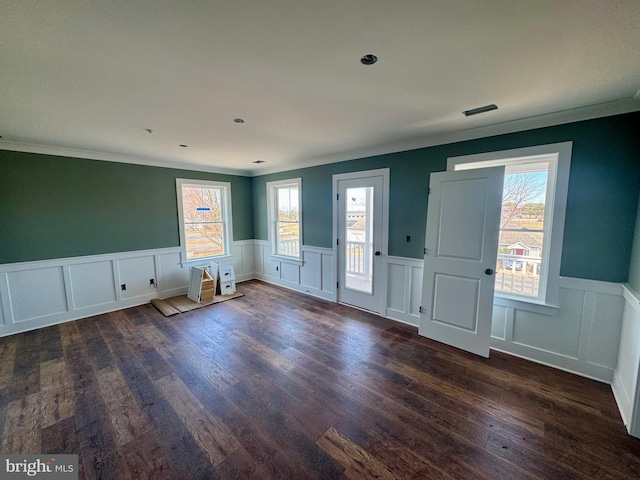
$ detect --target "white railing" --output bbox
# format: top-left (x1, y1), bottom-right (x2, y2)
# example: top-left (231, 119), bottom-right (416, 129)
top-left (496, 253), bottom-right (542, 296)
top-left (278, 238), bottom-right (300, 257)
top-left (346, 241), bottom-right (365, 275)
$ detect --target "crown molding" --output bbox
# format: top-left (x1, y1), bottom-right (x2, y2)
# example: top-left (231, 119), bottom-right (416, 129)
top-left (2, 99), bottom-right (639, 178)
top-left (249, 98), bottom-right (640, 176)
top-left (0, 141), bottom-right (251, 177)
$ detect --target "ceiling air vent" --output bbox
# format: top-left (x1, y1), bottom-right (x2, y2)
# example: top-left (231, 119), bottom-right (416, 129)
top-left (463, 104), bottom-right (498, 116)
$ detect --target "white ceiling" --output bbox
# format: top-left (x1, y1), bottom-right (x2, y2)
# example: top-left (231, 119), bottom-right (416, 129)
top-left (1, 1), bottom-right (639, 176)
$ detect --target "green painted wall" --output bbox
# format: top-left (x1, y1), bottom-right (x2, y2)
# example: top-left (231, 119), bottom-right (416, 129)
top-left (253, 112), bottom-right (640, 283)
top-left (628, 193), bottom-right (640, 293)
top-left (0, 151), bottom-right (253, 264)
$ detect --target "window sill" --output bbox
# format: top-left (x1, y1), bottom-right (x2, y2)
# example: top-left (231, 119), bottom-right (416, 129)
top-left (180, 254), bottom-right (234, 268)
top-left (493, 294), bottom-right (559, 316)
top-left (268, 254), bottom-right (303, 266)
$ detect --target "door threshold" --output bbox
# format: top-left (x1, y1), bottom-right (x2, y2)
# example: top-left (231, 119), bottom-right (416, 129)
top-left (338, 301), bottom-right (380, 316)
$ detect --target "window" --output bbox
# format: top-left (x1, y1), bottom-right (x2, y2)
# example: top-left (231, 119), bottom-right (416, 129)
top-left (267, 178), bottom-right (302, 260)
top-left (176, 179), bottom-right (233, 262)
top-left (449, 142), bottom-right (572, 308)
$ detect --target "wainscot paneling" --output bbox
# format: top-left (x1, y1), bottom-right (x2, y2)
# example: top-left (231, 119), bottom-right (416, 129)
top-left (384, 258), bottom-right (625, 384)
top-left (254, 241), bottom-right (335, 301)
top-left (492, 278), bottom-right (624, 383)
top-left (612, 284), bottom-right (640, 438)
top-left (385, 256), bottom-right (423, 325)
top-left (69, 260), bottom-right (116, 310)
top-left (7, 266), bottom-right (68, 323)
top-left (0, 242), bottom-right (255, 337)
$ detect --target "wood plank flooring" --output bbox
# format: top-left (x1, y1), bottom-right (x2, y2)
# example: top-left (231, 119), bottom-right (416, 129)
top-left (1, 279), bottom-right (639, 479)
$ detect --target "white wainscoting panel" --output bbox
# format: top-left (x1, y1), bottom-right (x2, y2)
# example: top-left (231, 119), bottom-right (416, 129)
top-left (511, 288), bottom-right (583, 358)
top-left (254, 242), bottom-right (335, 301)
top-left (613, 285), bottom-right (640, 437)
top-left (387, 263), bottom-right (406, 313)
top-left (69, 261), bottom-right (116, 310)
top-left (156, 252), bottom-right (189, 297)
top-left (281, 262), bottom-right (300, 286)
top-left (321, 253), bottom-right (334, 294)
top-left (117, 255), bottom-right (157, 301)
top-left (490, 305), bottom-right (508, 341)
top-left (7, 266), bottom-right (68, 323)
top-left (300, 251), bottom-right (321, 290)
top-left (231, 240), bottom-right (256, 281)
top-left (385, 256), bottom-right (423, 326)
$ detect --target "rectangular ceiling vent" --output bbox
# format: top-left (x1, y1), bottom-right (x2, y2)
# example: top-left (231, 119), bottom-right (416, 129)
top-left (463, 104), bottom-right (498, 117)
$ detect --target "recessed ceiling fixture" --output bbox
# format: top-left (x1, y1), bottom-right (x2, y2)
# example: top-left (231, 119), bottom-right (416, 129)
top-left (463, 104), bottom-right (498, 116)
top-left (253, 160), bottom-right (265, 164)
top-left (360, 54), bottom-right (378, 65)
top-left (234, 118), bottom-right (245, 124)
top-left (179, 144), bottom-right (188, 148)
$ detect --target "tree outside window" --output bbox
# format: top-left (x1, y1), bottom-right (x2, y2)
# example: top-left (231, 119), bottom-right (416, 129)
top-left (176, 179), bottom-right (232, 261)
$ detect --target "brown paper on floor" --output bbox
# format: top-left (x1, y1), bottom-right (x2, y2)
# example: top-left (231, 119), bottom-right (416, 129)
top-left (151, 292), bottom-right (243, 317)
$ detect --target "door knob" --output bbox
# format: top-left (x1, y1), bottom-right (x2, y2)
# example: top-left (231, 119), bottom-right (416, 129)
top-left (375, 251), bottom-right (381, 256)
top-left (485, 268), bottom-right (493, 275)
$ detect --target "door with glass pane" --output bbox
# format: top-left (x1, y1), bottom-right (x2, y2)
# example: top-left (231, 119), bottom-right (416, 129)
top-left (337, 175), bottom-right (384, 312)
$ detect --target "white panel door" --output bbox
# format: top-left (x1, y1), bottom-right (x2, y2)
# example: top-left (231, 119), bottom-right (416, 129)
top-left (419, 167), bottom-right (504, 357)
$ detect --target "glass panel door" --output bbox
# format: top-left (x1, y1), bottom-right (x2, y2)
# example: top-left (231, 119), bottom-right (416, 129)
top-left (344, 186), bottom-right (374, 293)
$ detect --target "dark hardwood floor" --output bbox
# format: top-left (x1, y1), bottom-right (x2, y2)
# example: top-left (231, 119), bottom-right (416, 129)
top-left (1, 279), bottom-right (639, 479)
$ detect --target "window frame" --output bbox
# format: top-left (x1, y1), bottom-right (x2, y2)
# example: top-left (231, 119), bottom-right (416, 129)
top-left (447, 142), bottom-right (572, 313)
top-left (266, 178), bottom-right (302, 263)
top-left (176, 178), bottom-right (233, 264)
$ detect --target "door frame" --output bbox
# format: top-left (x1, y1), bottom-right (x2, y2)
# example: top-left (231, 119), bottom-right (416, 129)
top-left (332, 168), bottom-right (390, 315)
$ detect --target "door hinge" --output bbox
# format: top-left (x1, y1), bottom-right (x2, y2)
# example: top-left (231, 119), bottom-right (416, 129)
top-left (419, 306), bottom-right (423, 314)
top-left (336, 193), bottom-right (339, 200)
top-left (428, 187), bottom-right (431, 195)
top-left (336, 238), bottom-right (339, 245)
top-left (423, 247), bottom-right (427, 255)
top-left (337, 281), bottom-right (339, 289)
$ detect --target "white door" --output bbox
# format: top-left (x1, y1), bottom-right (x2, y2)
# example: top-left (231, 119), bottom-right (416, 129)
top-left (419, 166), bottom-right (504, 357)
top-left (336, 173), bottom-right (386, 313)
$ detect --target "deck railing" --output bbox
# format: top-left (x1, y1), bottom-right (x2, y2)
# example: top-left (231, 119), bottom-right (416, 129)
top-left (495, 253), bottom-right (542, 297)
top-left (346, 241), bottom-right (368, 275)
top-left (278, 239), bottom-right (300, 257)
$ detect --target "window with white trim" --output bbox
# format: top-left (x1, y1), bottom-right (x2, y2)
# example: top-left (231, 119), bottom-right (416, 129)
top-left (176, 179), bottom-right (233, 261)
top-left (267, 178), bottom-right (302, 260)
top-left (449, 142), bottom-right (572, 307)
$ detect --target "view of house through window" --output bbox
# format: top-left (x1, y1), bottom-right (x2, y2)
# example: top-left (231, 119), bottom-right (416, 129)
top-left (178, 180), bottom-right (230, 260)
top-left (496, 161), bottom-right (549, 298)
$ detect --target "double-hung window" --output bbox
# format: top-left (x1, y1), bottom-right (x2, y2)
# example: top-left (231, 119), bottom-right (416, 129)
top-left (176, 179), bottom-right (233, 262)
top-left (449, 142), bottom-right (572, 309)
top-left (267, 178), bottom-right (302, 260)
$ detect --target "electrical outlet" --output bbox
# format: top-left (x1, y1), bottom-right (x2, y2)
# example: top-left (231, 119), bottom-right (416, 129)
top-left (406, 235), bottom-right (411, 243)
top-left (121, 284), bottom-right (126, 291)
